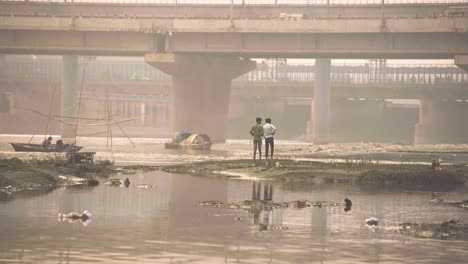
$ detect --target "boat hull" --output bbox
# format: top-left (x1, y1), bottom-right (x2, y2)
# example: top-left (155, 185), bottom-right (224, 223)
top-left (10, 143), bottom-right (83, 153)
top-left (164, 142), bottom-right (211, 150)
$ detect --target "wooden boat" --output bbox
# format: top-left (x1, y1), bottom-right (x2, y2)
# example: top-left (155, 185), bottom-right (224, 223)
top-left (164, 132), bottom-right (212, 150)
top-left (10, 143), bottom-right (83, 153)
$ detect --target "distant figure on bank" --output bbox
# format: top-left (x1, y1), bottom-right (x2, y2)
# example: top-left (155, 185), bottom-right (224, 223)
top-left (42, 136), bottom-right (52, 149)
top-left (432, 159), bottom-right (442, 171)
top-left (250, 117), bottom-right (264, 161)
top-left (55, 139), bottom-right (64, 152)
top-left (124, 178), bottom-right (130, 188)
top-left (263, 118), bottom-right (277, 160)
top-left (344, 198), bottom-right (352, 212)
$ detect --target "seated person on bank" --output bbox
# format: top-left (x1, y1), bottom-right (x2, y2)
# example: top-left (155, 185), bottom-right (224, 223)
top-left (55, 139), bottom-right (64, 151)
top-left (42, 136), bottom-right (53, 150)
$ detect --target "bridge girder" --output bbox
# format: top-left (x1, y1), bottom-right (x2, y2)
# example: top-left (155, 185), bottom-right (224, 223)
top-left (1, 29), bottom-right (467, 59)
top-left (0, 15), bottom-right (467, 58)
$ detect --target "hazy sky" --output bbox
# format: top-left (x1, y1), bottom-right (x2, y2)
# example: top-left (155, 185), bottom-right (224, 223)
top-left (7, 0), bottom-right (460, 5)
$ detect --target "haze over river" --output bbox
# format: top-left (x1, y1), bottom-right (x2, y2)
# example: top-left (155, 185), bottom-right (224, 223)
top-left (1, 136), bottom-right (468, 263)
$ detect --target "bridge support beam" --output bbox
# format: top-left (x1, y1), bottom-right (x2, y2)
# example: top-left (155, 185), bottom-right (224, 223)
top-left (308, 58), bottom-right (331, 144)
top-left (145, 53), bottom-right (256, 142)
top-left (61, 55), bottom-right (80, 139)
top-left (415, 99), bottom-right (468, 144)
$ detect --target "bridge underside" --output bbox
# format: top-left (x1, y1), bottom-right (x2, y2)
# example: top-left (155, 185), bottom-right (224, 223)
top-left (167, 32), bottom-right (468, 59)
top-left (0, 30), bottom-right (157, 56)
top-left (1, 30), bottom-right (467, 59)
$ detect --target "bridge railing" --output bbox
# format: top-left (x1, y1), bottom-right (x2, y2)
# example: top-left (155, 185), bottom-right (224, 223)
top-left (240, 63), bottom-right (468, 85)
top-left (0, 59), bottom-right (467, 86)
top-left (2, 0), bottom-right (468, 5)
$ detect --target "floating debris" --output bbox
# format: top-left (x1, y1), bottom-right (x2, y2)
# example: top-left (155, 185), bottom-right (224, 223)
top-left (58, 175), bottom-right (98, 187)
top-left (257, 224), bottom-right (289, 232)
top-left (198, 200), bottom-right (340, 211)
top-left (104, 179), bottom-right (124, 187)
top-left (58, 210), bottom-right (92, 226)
top-left (365, 217), bottom-right (379, 227)
top-left (135, 184), bottom-right (157, 189)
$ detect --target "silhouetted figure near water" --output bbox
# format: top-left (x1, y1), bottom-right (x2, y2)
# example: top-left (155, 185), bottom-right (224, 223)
top-left (263, 118), bottom-right (277, 161)
top-left (344, 198), bottom-right (352, 212)
top-left (42, 136), bottom-right (52, 150)
top-left (124, 178), bottom-right (130, 188)
top-left (55, 139), bottom-right (64, 151)
top-left (250, 117), bottom-right (264, 162)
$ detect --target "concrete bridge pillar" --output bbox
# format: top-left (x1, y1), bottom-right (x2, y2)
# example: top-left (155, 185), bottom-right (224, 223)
top-left (61, 55), bottom-right (81, 139)
top-left (455, 55), bottom-right (468, 72)
top-left (145, 53), bottom-right (256, 142)
top-left (415, 99), bottom-right (468, 144)
top-left (309, 58), bottom-right (331, 144)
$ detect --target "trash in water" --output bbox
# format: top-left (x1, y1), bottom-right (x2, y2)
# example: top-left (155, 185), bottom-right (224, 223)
top-left (365, 217), bottom-right (379, 227)
top-left (135, 184), bottom-right (157, 189)
top-left (275, 161), bottom-right (281, 168)
top-left (58, 210), bottom-right (92, 226)
top-left (104, 178), bottom-right (124, 186)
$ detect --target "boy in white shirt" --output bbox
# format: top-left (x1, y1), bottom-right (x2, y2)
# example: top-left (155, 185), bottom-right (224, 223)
top-left (263, 118), bottom-right (277, 160)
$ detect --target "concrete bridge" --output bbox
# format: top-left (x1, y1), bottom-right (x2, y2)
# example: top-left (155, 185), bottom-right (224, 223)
top-left (1, 1), bottom-right (468, 143)
top-left (2, 59), bottom-right (467, 100)
top-left (1, 58), bottom-right (467, 143)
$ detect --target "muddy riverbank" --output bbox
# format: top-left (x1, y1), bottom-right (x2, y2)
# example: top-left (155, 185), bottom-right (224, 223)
top-left (162, 159), bottom-right (468, 188)
top-left (3, 154), bottom-right (468, 201)
top-left (0, 156), bottom-right (157, 200)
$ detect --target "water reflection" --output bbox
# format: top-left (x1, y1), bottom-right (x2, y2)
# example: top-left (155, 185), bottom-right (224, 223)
top-left (250, 182), bottom-right (275, 231)
top-left (1, 172), bottom-right (468, 263)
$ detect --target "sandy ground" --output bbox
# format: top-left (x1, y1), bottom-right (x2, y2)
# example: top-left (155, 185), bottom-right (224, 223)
top-left (2, 134), bottom-right (468, 165)
top-left (2, 134), bottom-right (468, 193)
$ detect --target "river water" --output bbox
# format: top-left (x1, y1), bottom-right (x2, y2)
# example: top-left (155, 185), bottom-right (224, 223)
top-left (1, 136), bottom-right (468, 263)
top-left (1, 170), bottom-right (468, 263)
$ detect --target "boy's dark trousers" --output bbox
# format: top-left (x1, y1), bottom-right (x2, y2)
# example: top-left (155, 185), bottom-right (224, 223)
top-left (265, 137), bottom-right (274, 159)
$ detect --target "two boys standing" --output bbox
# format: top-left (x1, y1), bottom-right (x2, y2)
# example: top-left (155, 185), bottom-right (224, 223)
top-left (250, 117), bottom-right (277, 161)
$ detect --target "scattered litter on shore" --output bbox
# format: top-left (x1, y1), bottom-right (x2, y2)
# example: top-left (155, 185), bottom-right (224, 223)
top-left (198, 199), bottom-right (340, 210)
top-left (430, 199), bottom-right (468, 209)
top-left (135, 184), bottom-right (157, 189)
top-left (399, 220), bottom-right (468, 240)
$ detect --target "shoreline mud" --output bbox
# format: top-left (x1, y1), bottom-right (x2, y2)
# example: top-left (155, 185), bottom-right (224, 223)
top-left (0, 156), bottom-right (158, 201)
top-left (162, 159), bottom-right (468, 188)
top-left (3, 155), bottom-right (468, 201)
